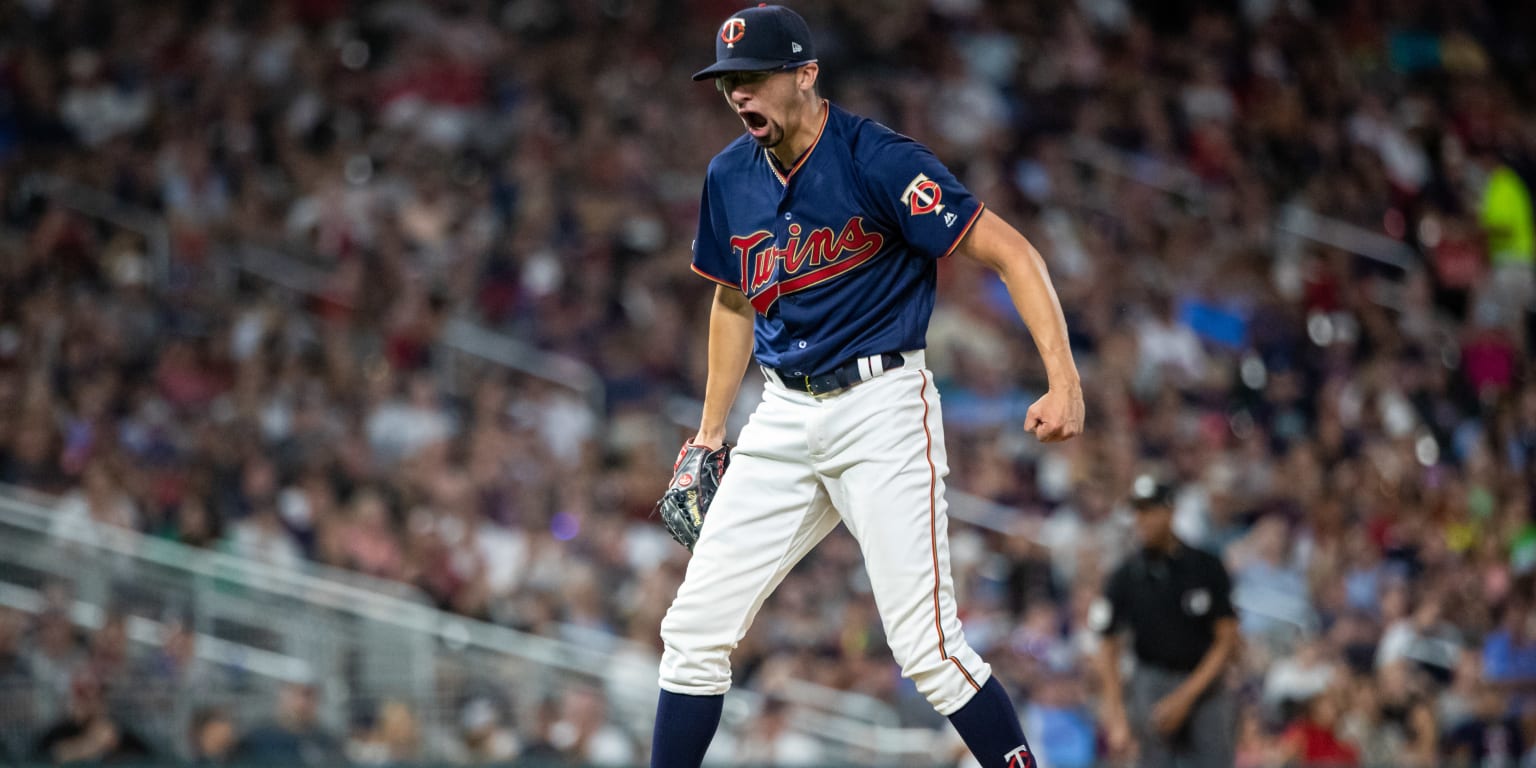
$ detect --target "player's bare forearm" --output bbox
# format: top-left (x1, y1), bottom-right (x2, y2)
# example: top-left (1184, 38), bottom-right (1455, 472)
top-left (1096, 634), bottom-right (1126, 715)
top-left (1095, 633), bottom-right (1133, 754)
top-left (1170, 617), bottom-right (1238, 704)
top-left (694, 285), bottom-right (755, 449)
top-left (958, 209), bottom-right (1084, 441)
top-left (960, 210), bottom-right (1078, 387)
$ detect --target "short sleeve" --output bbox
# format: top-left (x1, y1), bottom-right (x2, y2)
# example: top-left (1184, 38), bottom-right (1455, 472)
top-left (1093, 567), bottom-right (1129, 636)
top-left (856, 125), bottom-right (984, 260)
top-left (690, 172), bottom-right (739, 289)
top-left (1208, 557), bottom-right (1236, 620)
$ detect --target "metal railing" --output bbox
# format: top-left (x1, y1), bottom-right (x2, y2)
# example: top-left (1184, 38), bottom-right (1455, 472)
top-left (0, 480), bottom-right (945, 764)
top-left (1272, 203), bottom-right (1417, 272)
top-left (0, 486), bottom-right (438, 754)
top-left (18, 173), bottom-right (174, 285)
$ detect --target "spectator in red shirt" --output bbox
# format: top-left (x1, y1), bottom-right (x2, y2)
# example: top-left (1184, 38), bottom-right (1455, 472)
top-left (1277, 690), bottom-right (1361, 768)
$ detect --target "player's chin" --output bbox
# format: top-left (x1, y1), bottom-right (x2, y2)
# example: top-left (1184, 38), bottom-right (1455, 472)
top-left (750, 123), bottom-right (783, 148)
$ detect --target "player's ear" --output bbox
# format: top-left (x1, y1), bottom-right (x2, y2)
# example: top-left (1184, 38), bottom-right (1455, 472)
top-left (797, 62), bottom-right (819, 93)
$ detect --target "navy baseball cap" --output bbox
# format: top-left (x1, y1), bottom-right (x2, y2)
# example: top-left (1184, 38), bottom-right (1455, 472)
top-left (692, 4), bottom-right (817, 81)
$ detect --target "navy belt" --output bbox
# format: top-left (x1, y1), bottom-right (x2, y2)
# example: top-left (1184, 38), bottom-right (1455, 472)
top-left (771, 352), bottom-right (905, 395)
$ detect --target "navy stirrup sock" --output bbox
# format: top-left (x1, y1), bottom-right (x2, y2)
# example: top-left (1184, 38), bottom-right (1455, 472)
top-left (650, 690), bottom-right (724, 767)
top-left (947, 677), bottom-right (1036, 768)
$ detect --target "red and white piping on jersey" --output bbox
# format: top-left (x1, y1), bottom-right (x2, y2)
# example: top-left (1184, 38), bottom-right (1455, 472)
top-left (690, 263), bottom-right (737, 288)
top-left (940, 203), bottom-right (986, 259)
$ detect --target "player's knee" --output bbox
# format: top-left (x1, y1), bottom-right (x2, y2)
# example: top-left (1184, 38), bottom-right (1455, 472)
top-left (658, 613), bottom-right (734, 695)
top-left (901, 654), bottom-right (992, 715)
top-left (657, 641), bottom-right (733, 696)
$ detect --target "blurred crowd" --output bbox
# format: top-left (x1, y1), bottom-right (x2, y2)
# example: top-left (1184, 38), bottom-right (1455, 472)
top-left (0, 596), bottom-right (656, 766)
top-left (1, 0), bottom-right (1535, 765)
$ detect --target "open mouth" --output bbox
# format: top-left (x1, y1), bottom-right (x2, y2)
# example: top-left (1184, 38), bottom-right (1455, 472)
top-left (740, 110), bottom-right (769, 135)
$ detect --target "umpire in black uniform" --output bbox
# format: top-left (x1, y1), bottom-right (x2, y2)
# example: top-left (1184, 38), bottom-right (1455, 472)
top-left (1092, 476), bottom-right (1239, 768)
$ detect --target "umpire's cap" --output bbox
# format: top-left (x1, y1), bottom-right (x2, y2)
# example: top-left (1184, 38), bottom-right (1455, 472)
top-left (692, 5), bottom-right (817, 81)
top-left (1130, 474), bottom-right (1175, 510)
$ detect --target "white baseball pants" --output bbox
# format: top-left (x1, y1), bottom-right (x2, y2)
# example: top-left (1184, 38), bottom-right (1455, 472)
top-left (658, 351), bottom-right (991, 715)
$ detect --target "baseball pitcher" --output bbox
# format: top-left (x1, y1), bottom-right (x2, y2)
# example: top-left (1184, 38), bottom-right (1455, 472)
top-left (651, 6), bottom-right (1084, 767)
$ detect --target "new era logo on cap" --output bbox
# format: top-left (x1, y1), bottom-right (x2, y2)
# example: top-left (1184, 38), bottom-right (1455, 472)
top-left (792, 42), bottom-right (802, 53)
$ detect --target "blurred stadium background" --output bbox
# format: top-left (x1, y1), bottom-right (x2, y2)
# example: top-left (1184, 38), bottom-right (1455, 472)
top-left (0, 0), bottom-right (1534, 766)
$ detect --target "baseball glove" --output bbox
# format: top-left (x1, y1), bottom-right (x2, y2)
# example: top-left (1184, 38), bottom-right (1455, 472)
top-left (655, 442), bottom-right (731, 551)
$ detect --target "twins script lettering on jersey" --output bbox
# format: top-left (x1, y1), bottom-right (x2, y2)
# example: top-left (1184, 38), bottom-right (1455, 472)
top-left (731, 217), bottom-right (884, 312)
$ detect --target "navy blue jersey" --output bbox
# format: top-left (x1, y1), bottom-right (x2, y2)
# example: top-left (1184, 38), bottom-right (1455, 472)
top-left (690, 102), bottom-right (984, 377)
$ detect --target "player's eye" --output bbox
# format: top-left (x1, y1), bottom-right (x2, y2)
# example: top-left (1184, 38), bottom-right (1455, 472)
top-left (716, 70), bottom-right (773, 93)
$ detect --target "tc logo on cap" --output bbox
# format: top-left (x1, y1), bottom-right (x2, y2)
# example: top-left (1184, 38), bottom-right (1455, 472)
top-left (721, 17), bottom-right (746, 47)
